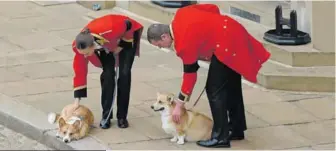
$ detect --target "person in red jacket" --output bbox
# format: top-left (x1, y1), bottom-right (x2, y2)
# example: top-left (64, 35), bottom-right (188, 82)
top-left (147, 4), bottom-right (270, 148)
top-left (72, 14), bottom-right (143, 129)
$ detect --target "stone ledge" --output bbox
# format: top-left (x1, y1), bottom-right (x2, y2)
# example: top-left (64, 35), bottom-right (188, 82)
top-left (0, 93), bottom-right (110, 150)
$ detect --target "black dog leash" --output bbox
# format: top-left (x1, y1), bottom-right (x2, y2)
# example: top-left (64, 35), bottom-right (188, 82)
top-left (190, 86), bottom-right (206, 109)
top-left (189, 80), bottom-right (228, 109)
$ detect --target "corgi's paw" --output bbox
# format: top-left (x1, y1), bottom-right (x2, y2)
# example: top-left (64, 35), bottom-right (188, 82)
top-left (55, 131), bottom-right (61, 139)
top-left (170, 136), bottom-right (178, 142)
top-left (177, 135), bottom-right (185, 145)
top-left (48, 112), bottom-right (57, 124)
top-left (177, 139), bottom-right (185, 145)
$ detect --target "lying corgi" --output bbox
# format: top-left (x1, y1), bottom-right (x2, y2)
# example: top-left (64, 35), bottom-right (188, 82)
top-left (47, 103), bottom-right (94, 143)
top-left (151, 92), bottom-right (213, 145)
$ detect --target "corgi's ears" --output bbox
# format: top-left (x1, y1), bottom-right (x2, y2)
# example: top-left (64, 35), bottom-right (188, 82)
top-left (167, 93), bottom-right (175, 103)
top-left (73, 120), bottom-right (81, 128)
top-left (59, 117), bottom-right (66, 128)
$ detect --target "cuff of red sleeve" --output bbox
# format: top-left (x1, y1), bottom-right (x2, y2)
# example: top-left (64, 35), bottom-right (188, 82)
top-left (74, 87), bottom-right (87, 98)
top-left (118, 39), bottom-right (133, 49)
top-left (178, 92), bottom-right (190, 102)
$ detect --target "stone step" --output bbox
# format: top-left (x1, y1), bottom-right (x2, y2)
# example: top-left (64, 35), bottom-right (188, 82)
top-left (86, 5), bottom-right (335, 92)
top-left (257, 61), bottom-right (334, 92)
top-left (126, 1), bottom-right (335, 67)
top-left (210, 1), bottom-right (292, 28)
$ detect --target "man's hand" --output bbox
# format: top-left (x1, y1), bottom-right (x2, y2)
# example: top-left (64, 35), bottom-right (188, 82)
top-left (113, 47), bottom-right (123, 55)
top-left (65, 98), bottom-right (80, 116)
top-left (172, 99), bottom-right (185, 124)
top-left (72, 98), bottom-right (80, 111)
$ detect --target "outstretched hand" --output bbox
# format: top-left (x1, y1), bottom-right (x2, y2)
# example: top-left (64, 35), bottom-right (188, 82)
top-left (74, 98), bottom-right (80, 108)
top-left (172, 99), bottom-right (185, 124)
top-left (113, 47), bottom-right (123, 55)
top-left (66, 98), bottom-right (80, 116)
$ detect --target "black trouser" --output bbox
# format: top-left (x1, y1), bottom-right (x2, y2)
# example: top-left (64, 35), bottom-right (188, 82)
top-left (205, 55), bottom-right (247, 141)
top-left (95, 46), bottom-right (136, 120)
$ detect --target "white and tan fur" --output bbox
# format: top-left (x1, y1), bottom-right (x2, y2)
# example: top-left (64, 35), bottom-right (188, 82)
top-left (151, 92), bottom-right (213, 145)
top-left (47, 104), bottom-right (94, 143)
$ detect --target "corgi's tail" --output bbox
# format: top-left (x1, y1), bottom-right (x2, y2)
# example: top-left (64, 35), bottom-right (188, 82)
top-left (47, 112), bottom-right (60, 124)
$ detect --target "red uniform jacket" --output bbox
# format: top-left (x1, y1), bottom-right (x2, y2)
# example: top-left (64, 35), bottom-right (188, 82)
top-left (72, 14), bottom-right (143, 98)
top-left (170, 4), bottom-right (271, 102)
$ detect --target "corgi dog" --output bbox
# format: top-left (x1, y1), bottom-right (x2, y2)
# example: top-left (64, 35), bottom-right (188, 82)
top-left (151, 92), bottom-right (213, 145)
top-left (47, 103), bottom-right (94, 143)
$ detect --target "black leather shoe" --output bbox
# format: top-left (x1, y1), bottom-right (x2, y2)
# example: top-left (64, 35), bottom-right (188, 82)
top-left (229, 131), bottom-right (245, 140)
top-left (99, 118), bottom-right (111, 129)
top-left (117, 119), bottom-right (129, 128)
top-left (196, 138), bottom-right (230, 148)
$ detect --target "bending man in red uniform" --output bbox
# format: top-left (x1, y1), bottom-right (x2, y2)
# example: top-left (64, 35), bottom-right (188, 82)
top-left (72, 14), bottom-right (143, 129)
top-left (147, 4), bottom-right (270, 148)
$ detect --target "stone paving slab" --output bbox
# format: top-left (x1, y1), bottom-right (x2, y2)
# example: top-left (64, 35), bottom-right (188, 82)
top-left (0, 93), bottom-right (109, 150)
top-left (30, 0), bottom-right (76, 7)
top-left (0, 123), bottom-right (52, 150)
top-left (6, 31), bottom-right (69, 50)
top-left (0, 1), bottom-right (334, 150)
top-left (0, 1), bottom-right (44, 19)
top-left (292, 97), bottom-right (335, 120)
top-left (286, 120), bottom-right (335, 145)
top-left (246, 101), bottom-right (320, 125)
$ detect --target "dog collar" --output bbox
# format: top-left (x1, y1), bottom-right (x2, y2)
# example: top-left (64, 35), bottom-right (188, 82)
top-left (66, 116), bottom-right (83, 125)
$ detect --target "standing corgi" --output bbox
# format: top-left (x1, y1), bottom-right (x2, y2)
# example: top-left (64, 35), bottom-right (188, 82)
top-left (151, 92), bottom-right (213, 145)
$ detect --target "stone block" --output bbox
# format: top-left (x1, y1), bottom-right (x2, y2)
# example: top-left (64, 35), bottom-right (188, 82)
top-left (8, 15), bottom-right (88, 33)
top-left (0, 48), bottom-right (71, 67)
top-left (0, 1), bottom-right (44, 19)
top-left (0, 38), bottom-right (24, 56)
top-left (0, 77), bottom-right (70, 97)
top-left (176, 138), bottom-right (256, 150)
top-left (272, 91), bottom-right (329, 102)
top-left (246, 102), bottom-right (319, 125)
top-left (293, 97), bottom-right (335, 120)
top-left (53, 45), bottom-right (75, 56)
top-left (244, 125), bottom-right (312, 149)
top-left (108, 139), bottom-right (180, 150)
top-left (131, 81), bottom-right (170, 102)
top-left (6, 31), bottom-right (68, 50)
top-left (58, 76), bottom-right (100, 90)
top-left (145, 75), bottom-right (208, 101)
top-left (49, 28), bottom-right (81, 42)
top-left (30, 0), bottom-right (75, 6)
top-left (133, 101), bottom-right (159, 117)
top-left (242, 88), bottom-right (283, 105)
top-left (245, 111), bottom-right (271, 129)
top-left (8, 62), bottom-right (73, 79)
top-left (131, 66), bottom-right (182, 82)
top-left (311, 143), bottom-right (335, 150)
top-left (0, 68), bottom-right (26, 83)
top-left (89, 124), bottom-right (150, 144)
top-left (16, 90), bottom-right (101, 114)
top-left (286, 122), bottom-right (335, 145)
top-left (0, 94), bottom-right (55, 131)
top-left (128, 116), bottom-right (171, 140)
top-left (287, 146), bottom-right (313, 150)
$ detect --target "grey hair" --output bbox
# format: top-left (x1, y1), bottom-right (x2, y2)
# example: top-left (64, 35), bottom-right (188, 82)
top-left (147, 24), bottom-right (170, 42)
top-left (75, 28), bottom-right (94, 50)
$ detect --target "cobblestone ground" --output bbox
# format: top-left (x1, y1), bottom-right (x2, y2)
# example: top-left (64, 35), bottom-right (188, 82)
top-left (0, 124), bottom-right (53, 150)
